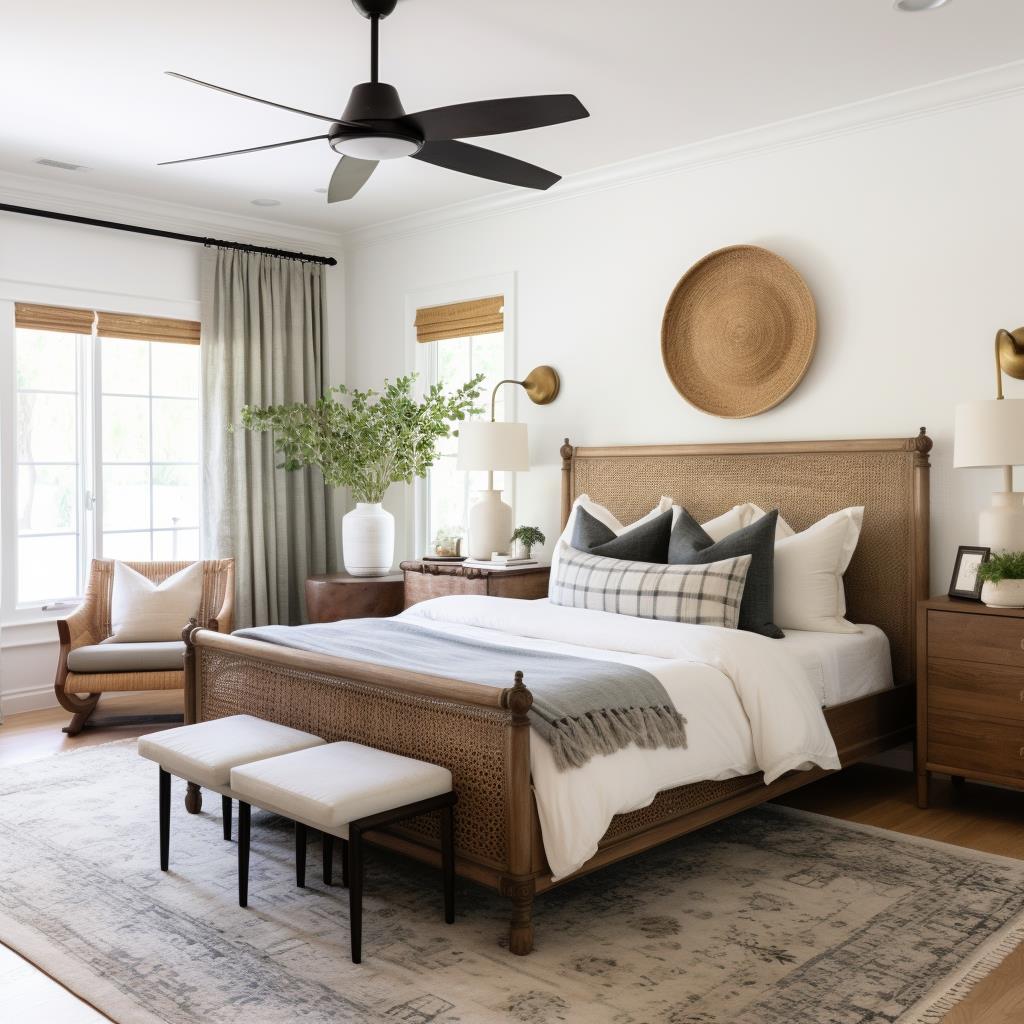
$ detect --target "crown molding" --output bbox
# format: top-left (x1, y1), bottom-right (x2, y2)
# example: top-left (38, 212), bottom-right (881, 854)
top-left (0, 169), bottom-right (344, 260)
top-left (344, 58), bottom-right (1024, 250)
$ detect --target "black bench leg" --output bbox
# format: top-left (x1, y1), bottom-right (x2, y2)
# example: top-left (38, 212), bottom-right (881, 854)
top-left (295, 822), bottom-right (307, 887)
top-left (322, 833), bottom-right (333, 885)
top-left (222, 795), bottom-right (232, 841)
top-left (159, 768), bottom-right (170, 871)
top-left (441, 803), bottom-right (455, 924)
top-left (238, 801), bottom-right (251, 907)
top-left (348, 827), bottom-right (363, 964)
top-left (341, 838), bottom-right (349, 887)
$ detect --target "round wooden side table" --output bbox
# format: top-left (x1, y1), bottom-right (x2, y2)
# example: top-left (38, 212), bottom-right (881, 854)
top-left (305, 572), bottom-right (405, 624)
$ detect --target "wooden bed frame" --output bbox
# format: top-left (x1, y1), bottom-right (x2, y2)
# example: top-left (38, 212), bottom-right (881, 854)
top-left (182, 432), bottom-right (931, 955)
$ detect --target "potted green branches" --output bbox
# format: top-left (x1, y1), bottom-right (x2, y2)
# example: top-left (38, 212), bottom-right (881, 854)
top-left (976, 551), bottom-right (1024, 608)
top-left (242, 374), bottom-right (482, 576)
top-left (510, 525), bottom-right (546, 560)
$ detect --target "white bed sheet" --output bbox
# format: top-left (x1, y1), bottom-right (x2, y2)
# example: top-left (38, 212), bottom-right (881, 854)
top-left (400, 596), bottom-right (841, 880)
top-left (778, 625), bottom-right (894, 707)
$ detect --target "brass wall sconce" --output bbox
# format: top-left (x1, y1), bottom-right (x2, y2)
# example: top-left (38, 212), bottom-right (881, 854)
top-left (487, 365), bottom-right (560, 421)
top-left (995, 328), bottom-right (1024, 398)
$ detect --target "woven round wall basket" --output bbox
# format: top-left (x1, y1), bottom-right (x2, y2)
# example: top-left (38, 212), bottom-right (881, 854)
top-left (661, 244), bottom-right (817, 418)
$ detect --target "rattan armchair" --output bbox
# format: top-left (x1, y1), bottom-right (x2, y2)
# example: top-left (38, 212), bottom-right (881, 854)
top-left (55, 558), bottom-right (234, 735)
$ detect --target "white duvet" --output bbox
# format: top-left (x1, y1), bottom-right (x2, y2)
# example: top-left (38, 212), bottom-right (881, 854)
top-left (400, 596), bottom-right (840, 880)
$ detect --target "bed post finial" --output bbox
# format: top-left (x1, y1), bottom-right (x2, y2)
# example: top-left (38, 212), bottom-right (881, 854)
top-left (560, 439), bottom-right (573, 530)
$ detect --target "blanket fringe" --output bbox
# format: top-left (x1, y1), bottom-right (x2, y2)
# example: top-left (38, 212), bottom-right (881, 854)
top-left (546, 707), bottom-right (687, 771)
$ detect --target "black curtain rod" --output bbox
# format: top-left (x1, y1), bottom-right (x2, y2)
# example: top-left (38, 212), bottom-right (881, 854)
top-left (0, 203), bottom-right (338, 267)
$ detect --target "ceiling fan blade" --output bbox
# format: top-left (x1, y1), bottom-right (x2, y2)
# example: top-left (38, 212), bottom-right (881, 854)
top-left (403, 95), bottom-right (588, 141)
top-left (158, 135), bottom-right (328, 167)
top-left (165, 72), bottom-right (347, 124)
top-left (327, 156), bottom-right (378, 202)
top-left (412, 140), bottom-right (559, 190)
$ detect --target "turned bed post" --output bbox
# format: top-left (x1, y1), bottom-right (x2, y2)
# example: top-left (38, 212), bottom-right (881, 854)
top-left (560, 438), bottom-right (574, 530)
top-left (501, 670), bottom-right (536, 955)
top-left (182, 618), bottom-right (203, 814)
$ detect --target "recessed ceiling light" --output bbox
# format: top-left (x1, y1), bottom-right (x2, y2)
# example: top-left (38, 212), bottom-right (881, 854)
top-left (313, 187), bottom-right (328, 194)
top-left (894, 0), bottom-right (950, 11)
top-left (250, 198), bottom-right (281, 207)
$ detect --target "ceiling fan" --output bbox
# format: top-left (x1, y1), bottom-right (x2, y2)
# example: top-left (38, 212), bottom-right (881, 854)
top-left (160, 0), bottom-right (589, 203)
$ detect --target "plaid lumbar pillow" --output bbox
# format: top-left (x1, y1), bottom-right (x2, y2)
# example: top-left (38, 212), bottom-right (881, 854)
top-left (551, 543), bottom-right (751, 627)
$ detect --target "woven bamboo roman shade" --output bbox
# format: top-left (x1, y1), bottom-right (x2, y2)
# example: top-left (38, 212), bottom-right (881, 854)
top-left (415, 295), bottom-right (503, 343)
top-left (14, 303), bottom-right (200, 344)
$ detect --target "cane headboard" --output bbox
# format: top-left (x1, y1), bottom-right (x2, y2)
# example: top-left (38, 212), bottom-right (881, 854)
top-left (559, 432), bottom-right (931, 688)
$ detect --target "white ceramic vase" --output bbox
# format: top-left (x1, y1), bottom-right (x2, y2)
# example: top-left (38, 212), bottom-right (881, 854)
top-left (342, 502), bottom-right (395, 577)
top-left (981, 578), bottom-right (1024, 608)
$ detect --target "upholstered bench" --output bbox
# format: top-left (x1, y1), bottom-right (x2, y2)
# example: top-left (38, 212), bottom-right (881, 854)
top-left (230, 741), bottom-right (457, 964)
top-left (137, 715), bottom-right (325, 870)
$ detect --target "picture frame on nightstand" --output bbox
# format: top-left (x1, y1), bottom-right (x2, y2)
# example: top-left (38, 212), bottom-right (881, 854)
top-left (948, 545), bottom-right (990, 601)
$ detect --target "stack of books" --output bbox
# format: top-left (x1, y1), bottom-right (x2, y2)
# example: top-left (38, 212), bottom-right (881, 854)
top-left (463, 555), bottom-right (538, 570)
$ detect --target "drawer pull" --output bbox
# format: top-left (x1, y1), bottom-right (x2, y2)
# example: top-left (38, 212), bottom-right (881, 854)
top-left (1020, 639), bottom-right (1024, 651)
top-left (1020, 747), bottom-right (1024, 759)
top-left (1020, 689), bottom-right (1024, 703)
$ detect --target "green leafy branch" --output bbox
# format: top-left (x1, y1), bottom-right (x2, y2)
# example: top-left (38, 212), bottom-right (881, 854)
top-left (976, 551), bottom-right (1024, 584)
top-left (240, 373), bottom-right (484, 504)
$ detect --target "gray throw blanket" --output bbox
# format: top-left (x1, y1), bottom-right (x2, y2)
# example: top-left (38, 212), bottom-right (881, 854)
top-left (235, 619), bottom-right (687, 771)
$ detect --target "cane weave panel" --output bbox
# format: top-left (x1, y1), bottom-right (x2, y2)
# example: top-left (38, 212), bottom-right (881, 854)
top-left (65, 670), bottom-right (182, 694)
top-left (573, 449), bottom-right (918, 684)
top-left (198, 649), bottom-right (512, 869)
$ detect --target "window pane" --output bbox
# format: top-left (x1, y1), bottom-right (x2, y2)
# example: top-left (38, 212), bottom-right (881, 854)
top-left (153, 528), bottom-right (199, 561)
top-left (17, 392), bottom-right (77, 462)
top-left (17, 465), bottom-right (76, 533)
top-left (103, 465), bottom-right (150, 531)
top-left (102, 396), bottom-right (149, 461)
top-left (152, 399), bottom-right (198, 462)
top-left (102, 531), bottom-right (152, 561)
top-left (18, 534), bottom-right (77, 603)
top-left (101, 337), bottom-right (149, 395)
top-left (436, 337), bottom-right (472, 390)
top-left (16, 330), bottom-right (77, 392)
top-left (151, 343), bottom-right (199, 397)
top-left (153, 465), bottom-right (199, 528)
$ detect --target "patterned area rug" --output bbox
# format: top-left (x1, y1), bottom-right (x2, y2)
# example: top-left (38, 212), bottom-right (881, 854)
top-left (2, 740), bottom-right (1024, 1024)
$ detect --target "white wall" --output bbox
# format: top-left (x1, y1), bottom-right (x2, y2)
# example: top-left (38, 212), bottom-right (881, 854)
top-left (0, 204), bottom-right (345, 716)
top-left (344, 87), bottom-right (1024, 596)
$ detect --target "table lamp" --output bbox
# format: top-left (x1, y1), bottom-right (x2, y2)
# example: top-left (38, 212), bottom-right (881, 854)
top-left (457, 366), bottom-right (559, 560)
top-left (954, 328), bottom-right (1024, 552)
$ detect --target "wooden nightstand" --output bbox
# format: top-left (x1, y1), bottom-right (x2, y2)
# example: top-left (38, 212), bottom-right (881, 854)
top-left (916, 595), bottom-right (1024, 808)
top-left (305, 572), bottom-right (405, 624)
top-left (400, 560), bottom-right (550, 609)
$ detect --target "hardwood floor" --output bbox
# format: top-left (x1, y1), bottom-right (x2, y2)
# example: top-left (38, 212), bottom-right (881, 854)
top-left (2, 704), bottom-right (1023, 1023)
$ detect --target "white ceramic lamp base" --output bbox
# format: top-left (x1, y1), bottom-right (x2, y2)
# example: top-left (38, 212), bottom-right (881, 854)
top-left (468, 489), bottom-right (513, 560)
top-left (978, 492), bottom-right (1024, 553)
top-left (342, 502), bottom-right (395, 577)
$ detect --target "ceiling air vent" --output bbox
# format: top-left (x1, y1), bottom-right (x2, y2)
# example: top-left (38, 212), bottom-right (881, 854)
top-left (35, 158), bottom-right (89, 171)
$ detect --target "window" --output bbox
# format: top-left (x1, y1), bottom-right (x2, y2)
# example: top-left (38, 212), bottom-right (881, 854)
top-left (413, 294), bottom-right (509, 552)
top-left (6, 304), bottom-right (200, 612)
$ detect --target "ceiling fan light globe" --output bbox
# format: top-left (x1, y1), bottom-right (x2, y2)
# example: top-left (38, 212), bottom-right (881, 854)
top-left (329, 134), bottom-right (420, 160)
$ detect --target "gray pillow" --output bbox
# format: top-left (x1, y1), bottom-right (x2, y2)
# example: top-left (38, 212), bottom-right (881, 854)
top-left (571, 507), bottom-right (672, 563)
top-left (669, 508), bottom-right (783, 639)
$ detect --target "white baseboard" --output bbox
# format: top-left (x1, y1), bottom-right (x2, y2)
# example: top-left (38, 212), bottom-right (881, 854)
top-left (0, 682), bottom-right (58, 719)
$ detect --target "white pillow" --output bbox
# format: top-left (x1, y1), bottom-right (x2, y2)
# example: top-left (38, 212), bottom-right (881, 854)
top-left (772, 507), bottom-right (864, 634)
top-left (109, 561), bottom-right (204, 642)
top-left (700, 502), bottom-right (794, 543)
top-left (549, 494), bottom-right (672, 599)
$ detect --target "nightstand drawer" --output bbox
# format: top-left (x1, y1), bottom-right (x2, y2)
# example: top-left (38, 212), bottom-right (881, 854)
top-left (928, 659), bottom-right (1024, 723)
top-left (927, 711), bottom-right (1024, 781)
top-left (928, 610), bottom-right (1024, 669)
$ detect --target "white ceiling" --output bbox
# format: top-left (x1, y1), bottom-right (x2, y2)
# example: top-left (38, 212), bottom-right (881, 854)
top-left (3, 0), bottom-right (1024, 234)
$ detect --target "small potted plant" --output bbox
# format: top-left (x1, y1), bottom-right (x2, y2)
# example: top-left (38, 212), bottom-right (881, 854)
top-left (510, 525), bottom-right (546, 560)
top-left (241, 373), bottom-right (482, 577)
top-left (976, 551), bottom-right (1024, 608)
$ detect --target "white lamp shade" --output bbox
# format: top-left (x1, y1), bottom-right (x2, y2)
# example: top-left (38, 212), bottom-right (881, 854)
top-left (954, 400), bottom-right (1024, 468)
top-left (457, 421), bottom-right (529, 472)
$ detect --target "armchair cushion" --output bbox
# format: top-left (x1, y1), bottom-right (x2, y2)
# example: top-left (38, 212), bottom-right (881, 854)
top-left (67, 641), bottom-right (186, 673)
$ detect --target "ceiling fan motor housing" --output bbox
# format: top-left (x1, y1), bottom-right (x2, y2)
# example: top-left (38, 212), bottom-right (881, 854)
top-left (330, 81), bottom-right (422, 160)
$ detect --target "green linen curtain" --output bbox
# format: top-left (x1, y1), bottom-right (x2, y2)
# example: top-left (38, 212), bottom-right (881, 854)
top-left (201, 248), bottom-right (337, 627)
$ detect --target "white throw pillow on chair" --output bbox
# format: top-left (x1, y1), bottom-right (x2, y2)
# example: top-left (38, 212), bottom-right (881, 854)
top-left (108, 561), bottom-right (204, 643)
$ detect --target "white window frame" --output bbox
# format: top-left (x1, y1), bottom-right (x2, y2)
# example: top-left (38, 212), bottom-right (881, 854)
top-left (0, 287), bottom-right (201, 632)
top-left (404, 272), bottom-right (517, 561)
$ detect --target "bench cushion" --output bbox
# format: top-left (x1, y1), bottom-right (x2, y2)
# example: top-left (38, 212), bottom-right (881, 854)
top-left (68, 641), bottom-right (186, 673)
top-left (137, 714), bottom-right (324, 789)
top-left (230, 742), bottom-right (453, 834)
